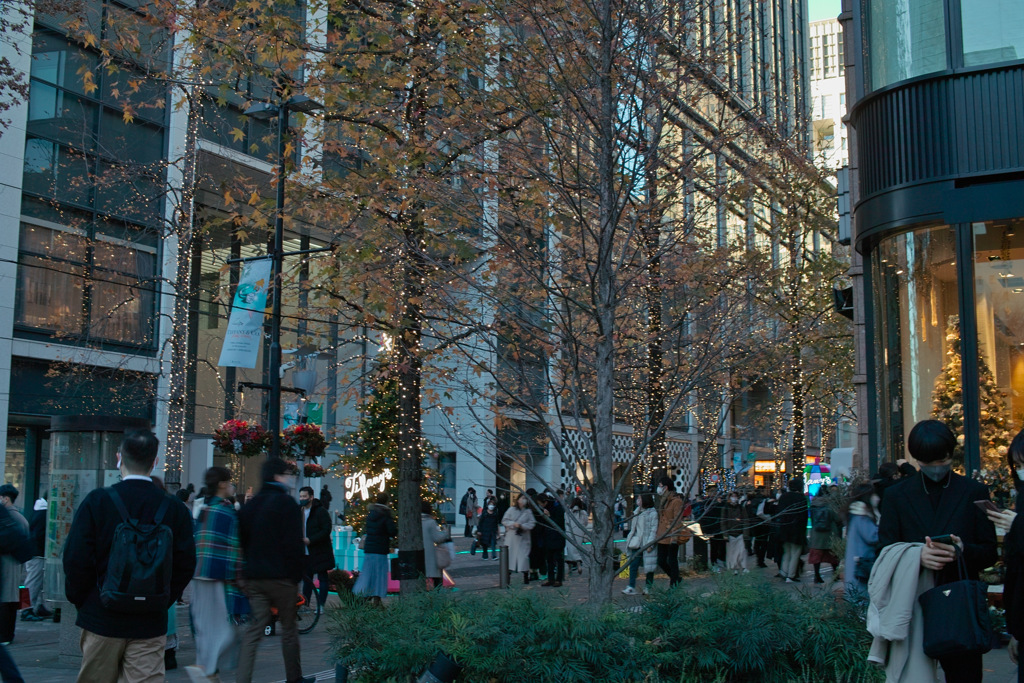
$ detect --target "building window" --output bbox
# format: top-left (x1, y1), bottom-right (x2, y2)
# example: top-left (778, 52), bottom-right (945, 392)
top-left (971, 219), bottom-right (1024, 441)
top-left (15, 219), bottom-right (157, 348)
top-left (868, 0), bottom-right (946, 90)
top-left (961, 0), bottom-right (1024, 67)
top-left (872, 225), bottom-right (958, 464)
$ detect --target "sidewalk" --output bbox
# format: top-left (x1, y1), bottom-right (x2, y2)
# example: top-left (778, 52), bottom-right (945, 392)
top-left (7, 535), bottom-right (1019, 681)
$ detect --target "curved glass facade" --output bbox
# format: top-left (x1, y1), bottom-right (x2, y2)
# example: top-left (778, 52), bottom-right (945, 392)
top-left (872, 220), bottom-right (1024, 468)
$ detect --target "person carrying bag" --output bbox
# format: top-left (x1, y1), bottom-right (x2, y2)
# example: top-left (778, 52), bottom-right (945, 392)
top-left (917, 545), bottom-right (992, 658)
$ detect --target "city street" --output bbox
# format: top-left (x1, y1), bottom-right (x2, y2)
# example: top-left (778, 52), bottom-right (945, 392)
top-left (6, 535), bottom-right (1019, 682)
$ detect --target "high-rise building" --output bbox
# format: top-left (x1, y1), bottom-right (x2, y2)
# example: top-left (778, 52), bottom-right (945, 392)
top-left (0, 0), bottom-right (826, 513)
top-left (809, 18), bottom-right (848, 169)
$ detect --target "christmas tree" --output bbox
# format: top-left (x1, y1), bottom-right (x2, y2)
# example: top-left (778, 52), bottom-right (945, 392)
top-left (331, 355), bottom-right (448, 532)
top-left (932, 316), bottom-right (1012, 492)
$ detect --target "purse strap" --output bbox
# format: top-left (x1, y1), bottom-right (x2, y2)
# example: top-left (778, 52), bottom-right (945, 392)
top-left (954, 543), bottom-right (968, 581)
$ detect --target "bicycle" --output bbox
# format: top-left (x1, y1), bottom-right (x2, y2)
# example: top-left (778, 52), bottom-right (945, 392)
top-left (261, 588), bottom-right (322, 636)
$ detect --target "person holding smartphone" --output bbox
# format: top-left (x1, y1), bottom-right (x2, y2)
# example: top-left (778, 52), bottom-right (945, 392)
top-left (988, 429), bottom-right (1024, 682)
top-left (877, 420), bottom-right (998, 683)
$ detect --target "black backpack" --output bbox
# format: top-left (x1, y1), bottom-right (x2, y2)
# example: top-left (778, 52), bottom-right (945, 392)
top-left (99, 488), bottom-right (173, 613)
top-left (809, 505), bottom-right (833, 533)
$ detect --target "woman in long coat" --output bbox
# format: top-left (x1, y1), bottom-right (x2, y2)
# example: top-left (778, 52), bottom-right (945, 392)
top-left (353, 493), bottom-right (398, 602)
top-left (420, 502), bottom-right (449, 588)
top-left (501, 493), bottom-right (536, 584)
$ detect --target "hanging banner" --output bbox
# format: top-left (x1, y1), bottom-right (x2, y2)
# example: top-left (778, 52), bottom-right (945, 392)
top-left (217, 258), bottom-right (272, 368)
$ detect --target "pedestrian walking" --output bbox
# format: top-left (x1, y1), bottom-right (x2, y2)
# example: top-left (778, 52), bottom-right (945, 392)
top-left (299, 486), bottom-right (335, 612)
top-left (655, 476), bottom-right (690, 587)
top-left (501, 493), bottom-right (536, 584)
top-left (876, 420), bottom-right (997, 682)
top-left (235, 458), bottom-right (314, 683)
top-left (459, 488), bottom-right (478, 537)
top-left (777, 478), bottom-right (809, 583)
top-left (0, 486), bottom-right (26, 645)
top-left (538, 493), bottom-right (565, 586)
top-left (747, 487), bottom-right (770, 568)
top-left (0, 499), bottom-right (32, 682)
top-left (420, 502), bottom-right (449, 588)
top-left (185, 466), bottom-right (242, 683)
top-left (843, 483), bottom-right (879, 602)
top-left (563, 497), bottom-right (587, 575)
top-left (808, 491), bottom-right (841, 583)
top-left (353, 492), bottom-right (397, 602)
top-left (20, 498), bottom-right (48, 622)
top-left (622, 494), bottom-right (658, 595)
top-left (762, 489), bottom-right (784, 573)
top-left (987, 428), bottom-right (1024, 682)
top-left (721, 491), bottom-right (750, 573)
top-left (475, 502), bottom-right (500, 559)
top-left (63, 430), bottom-right (197, 683)
top-left (320, 485), bottom-right (333, 515)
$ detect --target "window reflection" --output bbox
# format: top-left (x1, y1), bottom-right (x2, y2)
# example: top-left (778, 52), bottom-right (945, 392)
top-left (873, 226), bottom-right (959, 463)
top-left (962, 1), bottom-right (1024, 67)
top-left (869, 0), bottom-right (946, 89)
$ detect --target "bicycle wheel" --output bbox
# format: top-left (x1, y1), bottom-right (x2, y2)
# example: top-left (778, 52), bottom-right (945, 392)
top-left (296, 589), bottom-right (321, 635)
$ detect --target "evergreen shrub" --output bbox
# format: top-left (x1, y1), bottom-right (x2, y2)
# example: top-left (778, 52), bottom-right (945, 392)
top-left (328, 575), bottom-right (883, 682)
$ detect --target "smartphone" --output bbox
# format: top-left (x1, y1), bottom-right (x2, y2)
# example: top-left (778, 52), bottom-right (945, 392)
top-left (928, 534), bottom-right (954, 546)
top-left (975, 499), bottom-right (1000, 513)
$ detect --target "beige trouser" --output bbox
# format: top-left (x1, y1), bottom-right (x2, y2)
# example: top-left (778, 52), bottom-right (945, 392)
top-left (77, 629), bottom-right (166, 683)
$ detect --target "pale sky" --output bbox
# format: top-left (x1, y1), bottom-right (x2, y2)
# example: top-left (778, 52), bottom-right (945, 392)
top-left (807, 0), bottom-right (841, 22)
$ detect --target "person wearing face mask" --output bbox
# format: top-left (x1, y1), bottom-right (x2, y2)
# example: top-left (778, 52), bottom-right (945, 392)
top-left (501, 493), bottom-right (537, 584)
top-left (986, 428), bottom-right (1024, 681)
top-left (877, 419), bottom-right (997, 683)
top-left (299, 486), bottom-right (335, 613)
top-left (476, 501), bottom-right (501, 560)
top-left (720, 492), bottom-right (750, 574)
top-left (655, 476), bottom-right (690, 587)
top-left (843, 483), bottom-right (879, 603)
top-left (564, 497), bottom-right (588, 575)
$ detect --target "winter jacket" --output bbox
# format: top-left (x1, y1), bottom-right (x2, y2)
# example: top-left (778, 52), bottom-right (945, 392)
top-left (719, 502), bottom-right (749, 539)
top-left (656, 492), bottom-right (691, 545)
top-left (477, 509), bottom-right (500, 545)
top-left (501, 506), bottom-right (536, 572)
top-left (237, 481), bottom-right (305, 582)
top-left (420, 513), bottom-right (449, 578)
top-left (362, 504), bottom-right (398, 556)
top-left (844, 502), bottom-right (879, 597)
top-left (866, 542), bottom-right (939, 682)
top-left (808, 495), bottom-right (841, 551)
top-left (775, 491), bottom-right (808, 546)
top-left (538, 499), bottom-right (566, 550)
top-left (625, 507), bottom-right (658, 552)
top-left (304, 499), bottom-right (336, 574)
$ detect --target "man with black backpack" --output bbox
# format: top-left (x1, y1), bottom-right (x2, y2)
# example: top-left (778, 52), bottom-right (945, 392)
top-left (64, 430), bottom-right (196, 682)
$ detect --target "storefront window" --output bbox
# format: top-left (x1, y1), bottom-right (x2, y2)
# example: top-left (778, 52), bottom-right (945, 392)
top-left (873, 226), bottom-right (959, 463)
top-left (962, 1), bottom-right (1024, 67)
top-left (868, 0), bottom-right (946, 90)
top-left (972, 219), bottom-right (1024, 467)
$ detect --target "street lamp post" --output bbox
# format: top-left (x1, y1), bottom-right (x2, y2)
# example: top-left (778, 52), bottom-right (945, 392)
top-left (245, 94), bottom-right (324, 459)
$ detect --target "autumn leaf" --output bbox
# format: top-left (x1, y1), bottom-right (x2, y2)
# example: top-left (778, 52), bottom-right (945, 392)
top-left (230, 127), bottom-right (245, 143)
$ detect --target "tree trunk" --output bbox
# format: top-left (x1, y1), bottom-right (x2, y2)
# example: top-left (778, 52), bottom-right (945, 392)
top-left (164, 88), bottom-right (200, 488)
top-left (588, 0), bottom-right (618, 606)
top-left (789, 356), bottom-right (804, 479)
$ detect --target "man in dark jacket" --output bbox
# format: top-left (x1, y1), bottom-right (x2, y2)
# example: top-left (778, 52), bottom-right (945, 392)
top-left (0, 499), bottom-right (33, 682)
top-left (299, 486), bottom-right (335, 613)
top-left (63, 430), bottom-right (196, 682)
top-left (235, 458), bottom-right (313, 683)
top-left (538, 493), bottom-right (566, 586)
top-left (878, 420), bottom-right (997, 683)
top-left (776, 477), bottom-right (808, 583)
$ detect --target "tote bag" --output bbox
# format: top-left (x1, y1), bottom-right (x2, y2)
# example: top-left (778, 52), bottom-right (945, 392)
top-left (917, 549), bottom-right (992, 658)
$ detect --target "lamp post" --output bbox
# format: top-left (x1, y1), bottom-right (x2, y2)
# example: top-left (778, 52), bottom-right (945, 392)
top-left (245, 94), bottom-right (324, 459)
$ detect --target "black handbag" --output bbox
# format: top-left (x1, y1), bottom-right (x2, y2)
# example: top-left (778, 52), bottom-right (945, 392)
top-left (917, 548), bottom-right (993, 659)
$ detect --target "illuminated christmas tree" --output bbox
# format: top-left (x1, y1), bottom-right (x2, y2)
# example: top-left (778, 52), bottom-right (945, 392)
top-left (332, 355), bottom-right (447, 532)
top-left (932, 316), bottom-right (1012, 492)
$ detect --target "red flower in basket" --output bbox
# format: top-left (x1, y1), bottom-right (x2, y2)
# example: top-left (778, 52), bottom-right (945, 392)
top-left (304, 463), bottom-right (326, 478)
top-left (213, 420), bottom-right (270, 458)
top-left (282, 423), bottom-right (328, 460)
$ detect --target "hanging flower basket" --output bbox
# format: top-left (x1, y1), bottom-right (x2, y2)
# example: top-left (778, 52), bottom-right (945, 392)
top-left (282, 423), bottom-right (328, 460)
top-left (283, 459), bottom-right (299, 475)
top-left (213, 420), bottom-right (270, 458)
top-left (304, 463), bottom-right (326, 478)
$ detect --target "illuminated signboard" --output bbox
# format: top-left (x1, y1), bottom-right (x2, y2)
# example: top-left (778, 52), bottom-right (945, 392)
top-left (753, 461), bottom-right (787, 473)
top-left (345, 469), bottom-right (394, 501)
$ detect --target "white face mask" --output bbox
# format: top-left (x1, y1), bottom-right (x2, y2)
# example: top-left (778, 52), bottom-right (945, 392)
top-left (1017, 467), bottom-right (1024, 481)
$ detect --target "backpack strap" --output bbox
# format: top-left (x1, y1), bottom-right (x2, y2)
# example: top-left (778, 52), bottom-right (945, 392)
top-left (107, 487), bottom-right (171, 526)
top-left (106, 488), bottom-right (131, 523)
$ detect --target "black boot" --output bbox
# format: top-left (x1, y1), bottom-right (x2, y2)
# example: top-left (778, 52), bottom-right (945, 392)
top-left (523, 572), bottom-right (530, 585)
top-left (164, 648), bottom-right (177, 671)
top-left (813, 564), bottom-right (824, 583)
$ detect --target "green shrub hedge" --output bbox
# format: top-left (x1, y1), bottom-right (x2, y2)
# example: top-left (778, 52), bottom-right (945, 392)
top-left (328, 575), bottom-right (883, 682)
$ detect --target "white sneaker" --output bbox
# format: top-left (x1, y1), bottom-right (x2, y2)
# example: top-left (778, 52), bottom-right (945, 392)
top-left (621, 586), bottom-right (637, 595)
